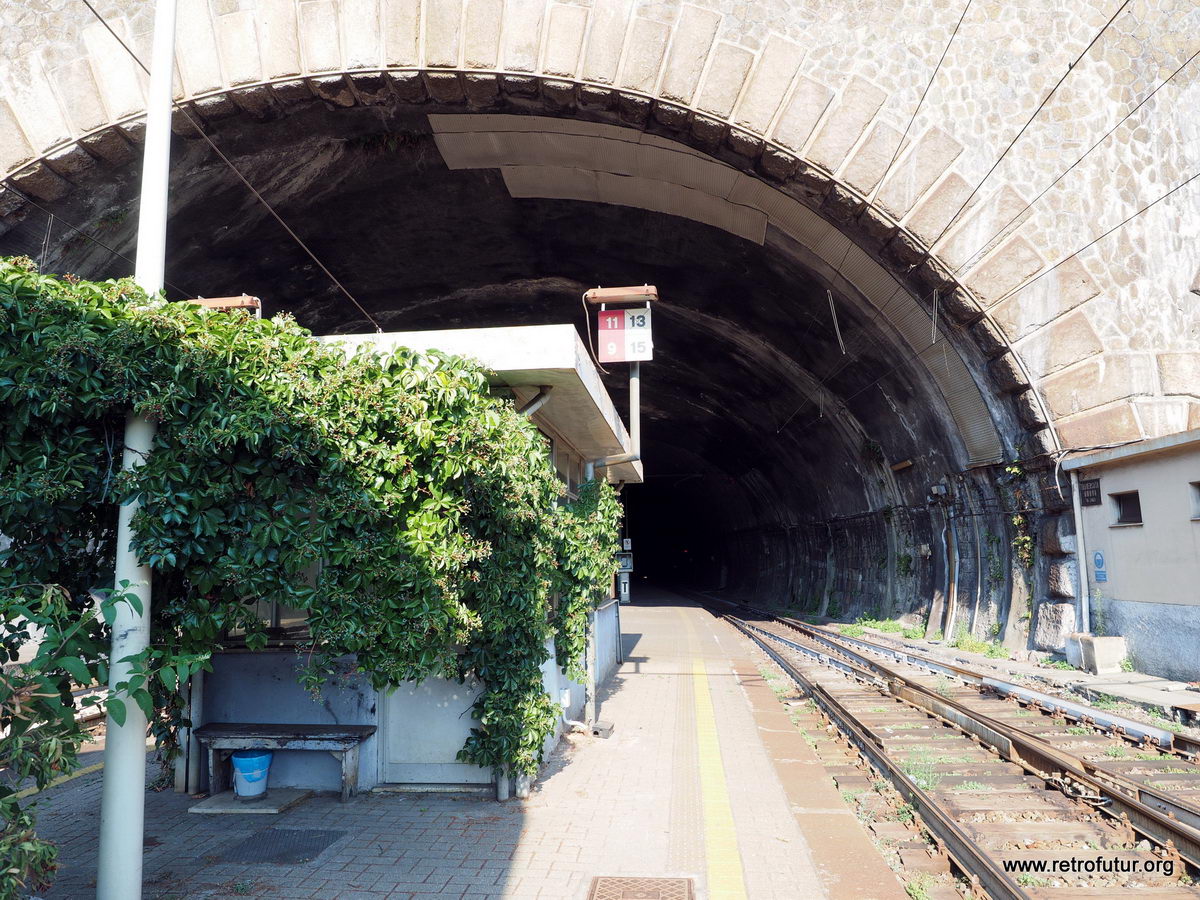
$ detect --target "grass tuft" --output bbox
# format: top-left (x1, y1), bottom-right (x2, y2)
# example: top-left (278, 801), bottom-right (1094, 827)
top-left (952, 781), bottom-right (992, 791)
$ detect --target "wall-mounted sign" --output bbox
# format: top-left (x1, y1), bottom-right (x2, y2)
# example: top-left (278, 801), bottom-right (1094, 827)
top-left (1093, 550), bottom-right (1107, 583)
top-left (622, 538), bottom-right (632, 551)
top-left (615, 552), bottom-right (634, 573)
top-left (598, 307), bottom-right (653, 363)
top-left (1080, 478), bottom-right (1101, 506)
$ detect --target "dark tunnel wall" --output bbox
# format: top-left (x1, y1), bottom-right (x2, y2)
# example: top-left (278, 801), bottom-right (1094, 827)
top-left (0, 96), bottom-right (1059, 646)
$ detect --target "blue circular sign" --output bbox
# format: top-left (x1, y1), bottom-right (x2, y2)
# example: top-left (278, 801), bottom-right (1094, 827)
top-left (1093, 551), bottom-right (1105, 569)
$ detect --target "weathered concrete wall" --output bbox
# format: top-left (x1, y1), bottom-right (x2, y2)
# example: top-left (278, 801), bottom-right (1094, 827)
top-left (3, 0), bottom-right (1197, 669)
top-left (1097, 597), bottom-right (1200, 683)
top-left (204, 652), bottom-right (380, 793)
top-left (2, 0), bottom-right (1198, 446)
top-left (205, 633), bottom-right (601, 792)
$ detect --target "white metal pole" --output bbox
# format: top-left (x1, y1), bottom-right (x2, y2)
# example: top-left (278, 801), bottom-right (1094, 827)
top-left (97, 1), bottom-right (175, 896)
top-left (628, 361), bottom-right (640, 455)
top-left (185, 671), bottom-right (204, 792)
top-left (131, 0), bottom-right (176, 295)
top-left (96, 415), bottom-right (156, 900)
top-left (1070, 470), bottom-right (1091, 633)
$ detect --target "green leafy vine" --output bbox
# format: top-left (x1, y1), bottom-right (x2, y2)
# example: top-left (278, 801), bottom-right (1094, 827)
top-left (0, 258), bottom-right (620, 892)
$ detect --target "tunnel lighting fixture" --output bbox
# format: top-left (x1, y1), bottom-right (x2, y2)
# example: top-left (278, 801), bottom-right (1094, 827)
top-left (890, 459), bottom-right (913, 472)
top-left (584, 284), bottom-right (659, 305)
top-left (927, 482), bottom-right (951, 507)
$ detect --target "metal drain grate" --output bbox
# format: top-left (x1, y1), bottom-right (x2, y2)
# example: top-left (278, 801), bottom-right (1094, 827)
top-left (587, 876), bottom-right (695, 900)
top-left (218, 827), bottom-right (345, 865)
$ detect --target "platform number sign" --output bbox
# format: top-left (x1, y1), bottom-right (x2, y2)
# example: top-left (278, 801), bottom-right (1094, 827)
top-left (598, 307), bottom-right (653, 363)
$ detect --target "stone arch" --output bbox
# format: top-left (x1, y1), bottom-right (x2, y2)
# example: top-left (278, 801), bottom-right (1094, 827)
top-left (3, 0), bottom-right (1199, 646)
top-left (2, 66), bottom-right (1042, 462)
top-left (2, 0), bottom-right (1197, 446)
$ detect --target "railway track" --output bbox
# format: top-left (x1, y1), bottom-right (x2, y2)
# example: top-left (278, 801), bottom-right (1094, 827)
top-left (714, 605), bottom-right (1200, 898)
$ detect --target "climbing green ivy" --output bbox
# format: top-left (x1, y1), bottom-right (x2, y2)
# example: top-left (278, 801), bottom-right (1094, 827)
top-left (0, 258), bottom-right (620, 893)
top-left (999, 460), bottom-right (1035, 570)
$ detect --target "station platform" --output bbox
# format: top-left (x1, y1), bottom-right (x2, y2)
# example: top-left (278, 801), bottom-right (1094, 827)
top-left (32, 588), bottom-right (902, 899)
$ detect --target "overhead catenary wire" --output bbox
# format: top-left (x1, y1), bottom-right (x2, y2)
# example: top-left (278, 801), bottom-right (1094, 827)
top-left (928, 0), bottom-right (1134, 249)
top-left (867, 0), bottom-right (975, 207)
top-left (79, 0), bottom-right (382, 332)
top-left (5, 184), bottom-right (196, 297)
top-left (776, 0), bottom-right (974, 432)
top-left (991, 167), bottom-right (1200, 306)
top-left (951, 46), bottom-right (1200, 276)
top-left (774, 238), bottom-right (863, 432)
top-left (773, 283), bottom-right (906, 433)
top-left (780, 165), bottom-right (1200, 441)
top-left (777, 28), bottom-right (1195, 437)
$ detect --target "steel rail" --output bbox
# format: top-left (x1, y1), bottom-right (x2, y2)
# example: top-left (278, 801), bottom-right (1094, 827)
top-left (726, 615), bottom-right (1026, 899)
top-left (737, 615), bottom-right (1200, 868)
top-left (777, 614), bottom-right (1196, 755)
top-left (737, 620), bottom-right (887, 689)
top-left (692, 592), bottom-right (1197, 755)
top-left (780, 616), bottom-right (984, 687)
top-left (980, 676), bottom-right (1179, 750)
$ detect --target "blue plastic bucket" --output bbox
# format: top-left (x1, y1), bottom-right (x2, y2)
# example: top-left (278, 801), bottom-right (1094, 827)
top-left (231, 749), bottom-right (272, 800)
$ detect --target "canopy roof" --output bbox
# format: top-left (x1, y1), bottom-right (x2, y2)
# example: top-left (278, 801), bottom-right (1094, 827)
top-left (319, 324), bottom-right (643, 484)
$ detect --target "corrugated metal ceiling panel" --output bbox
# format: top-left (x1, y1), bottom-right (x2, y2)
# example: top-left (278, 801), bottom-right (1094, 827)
top-left (881, 292), bottom-right (933, 353)
top-left (595, 172), bottom-right (767, 243)
top-left (435, 129), bottom-right (742, 198)
top-left (635, 146), bottom-right (741, 197)
top-left (638, 131), bottom-right (722, 161)
top-left (433, 131), bottom-right (511, 169)
top-left (840, 244), bottom-right (900, 311)
top-left (920, 341), bottom-right (1005, 465)
top-left (501, 166), bottom-right (600, 203)
top-left (767, 200), bottom-right (829, 247)
top-left (433, 113), bottom-right (1005, 468)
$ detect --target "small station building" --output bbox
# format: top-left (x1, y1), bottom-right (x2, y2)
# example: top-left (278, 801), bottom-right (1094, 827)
top-left (1063, 427), bottom-right (1200, 682)
top-left (176, 323), bottom-right (640, 801)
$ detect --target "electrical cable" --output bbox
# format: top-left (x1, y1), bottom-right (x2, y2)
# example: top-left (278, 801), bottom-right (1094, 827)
top-left (951, 46), bottom-right (1200, 276)
top-left (581, 290), bottom-right (612, 375)
top-left (991, 167), bottom-right (1200, 305)
top-left (778, 34), bottom-right (1196, 436)
top-left (867, 0), bottom-right (975, 206)
top-left (79, 0), bottom-right (382, 332)
top-left (782, 164), bottom-right (1200, 441)
top-left (4, 184), bottom-right (195, 297)
top-left (928, 0), bottom-right (1134, 249)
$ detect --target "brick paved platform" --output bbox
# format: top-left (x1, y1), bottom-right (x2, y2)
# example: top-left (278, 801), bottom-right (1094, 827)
top-left (34, 589), bottom-right (840, 899)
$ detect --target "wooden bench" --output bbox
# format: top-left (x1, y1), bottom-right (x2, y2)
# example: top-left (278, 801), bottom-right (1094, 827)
top-left (193, 723), bottom-right (376, 802)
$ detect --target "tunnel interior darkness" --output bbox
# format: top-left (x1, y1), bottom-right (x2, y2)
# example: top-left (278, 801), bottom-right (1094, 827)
top-left (1, 97), bottom-right (1034, 636)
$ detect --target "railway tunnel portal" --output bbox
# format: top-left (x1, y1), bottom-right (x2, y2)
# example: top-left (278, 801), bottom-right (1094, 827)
top-left (1, 0), bottom-right (1198, 654)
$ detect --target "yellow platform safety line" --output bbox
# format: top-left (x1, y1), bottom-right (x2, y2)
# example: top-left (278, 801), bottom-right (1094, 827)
top-left (14, 760), bottom-right (105, 800)
top-left (13, 738), bottom-right (155, 800)
top-left (691, 655), bottom-right (749, 900)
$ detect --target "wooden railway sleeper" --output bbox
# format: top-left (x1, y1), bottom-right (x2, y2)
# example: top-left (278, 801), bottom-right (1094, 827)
top-left (736, 614), bottom-right (1200, 871)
